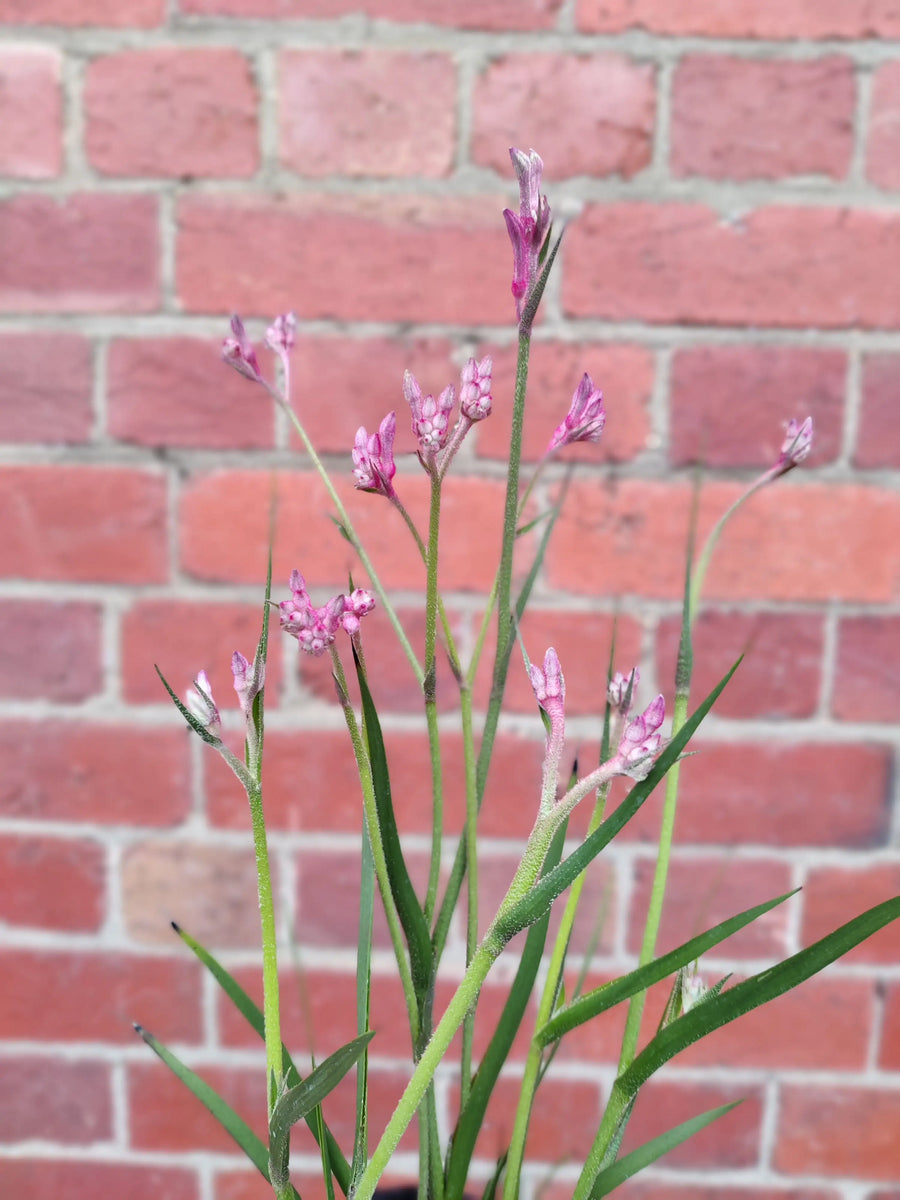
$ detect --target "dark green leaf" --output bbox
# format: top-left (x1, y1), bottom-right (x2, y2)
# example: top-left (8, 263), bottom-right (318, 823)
top-left (352, 825), bottom-right (376, 1188)
top-left (521, 229), bottom-right (564, 332)
top-left (155, 665), bottom-right (222, 747)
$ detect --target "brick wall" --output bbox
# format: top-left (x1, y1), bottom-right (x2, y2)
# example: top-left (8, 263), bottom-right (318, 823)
top-left (1, 3), bottom-right (900, 1200)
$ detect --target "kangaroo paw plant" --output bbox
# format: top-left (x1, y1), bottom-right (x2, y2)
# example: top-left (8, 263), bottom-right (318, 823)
top-left (137, 149), bottom-right (899, 1200)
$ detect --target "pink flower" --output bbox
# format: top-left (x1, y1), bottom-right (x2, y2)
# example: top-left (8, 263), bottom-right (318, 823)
top-left (774, 417), bottom-right (813, 476)
top-left (185, 670), bottom-right (221, 733)
top-left (265, 312), bottom-right (296, 355)
top-left (529, 647), bottom-right (565, 720)
top-left (615, 694), bottom-right (666, 780)
top-left (547, 373), bottom-right (606, 453)
top-left (459, 356), bottom-right (493, 422)
top-left (222, 314), bottom-right (262, 382)
top-left (352, 412), bottom-right (397, 498)
top-left (403, 370), bottom-right (455, 461)
top-left (279, 572), bottom-right (375, 655)
top-left (231, 650), bottom-right (265, 719)
top-left (341, 588), bottom-right (376, 636)
top-left (503, 147), bottom-right (551, 320)
top-left (608, 668), bottom-right (639, 716)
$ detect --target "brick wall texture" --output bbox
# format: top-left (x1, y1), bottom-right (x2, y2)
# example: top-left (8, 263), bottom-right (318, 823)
top-left (1, 3), bottom-right (900, 1200)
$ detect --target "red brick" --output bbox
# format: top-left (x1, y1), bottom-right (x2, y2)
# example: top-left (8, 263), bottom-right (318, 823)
top-left (0, 46), bottom-right (61, 178)
top-left (776, 1085), bottom-right (900, 1178)
top-left (176, 194), bottom-right (511, 323)
top-left (0, 834), bottom-right (104, 931)
top-left (868, 62), bottom-right (900, 188)
top-left (0, 1162), bottom-right (196, 1200)
top-left (179, 469), bottom-right (506, 593)
top-left (625, 1080), bottom-right (763, 1167)
top-left (802, 865), bottom-right (900, 965)
top-left (108, 337), bottom-right (275, 449)
top-left (0, 332), bottom-right (92, 443)
top-left (122, 599), bottom-right (282, 706)
top-left (547, 480), bottom-right (900, 603)
top-left (0, 0), bottom-right (164, 23)
top-left (577, 0), bottom-right (900, 37)
top-left (625, 741), bottom-right (891, 849)
top-left (473, 54), bottom-right (654, 180)
top-left (0, 598), bottom-right (102, 701)
top-left (0, 721), bottom-right (191, 825)
top-left (834, 617), bottom-right (900, 722)
top-left (475, 340), bottom-right (653, 464)
top-left (0, 194), bottom-right (158, 313)
top-left (672, 55), bottom-right (853, 181)
top-left (628, 855), bottom-right (792, 960)
top-left (614, 1187), bottom-right (838, 1200)
top-left (675, 978), bottom-right (873, 1071)
top-left (0, 1056), bottom-right (111, 1142)
top-left (0, 466), bottom-right (167, 582)
top-left (179, 0), bottom-right (562, 27)
top-left (0, 949), bottom-right (201, 1041)
top-left (123, 841), bottom-right (270, 947)
top-left (129, 1060), bottom-right (266, 1151)
top-left (669, 346), bottom-right (844, 468)
top-left (656, 609), bottom-right (824, 720)
top-left (279, 50), bottom-right (454, 178)
top-left (86, 49), bottom-right (257, 179)
top-left (856, 354), bottom-right (900, 467)
top-left (879, 983), bottom-right (900, 1069)
top-left (564, 203), bottom-right (900, 329)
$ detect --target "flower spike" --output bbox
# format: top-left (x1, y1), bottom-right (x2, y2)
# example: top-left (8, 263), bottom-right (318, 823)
top-left (503, 147), bottom-right (551, 321)
top-left (352, 412), bottom-right (397, 498)
top-left (459, 356), bottom-right (493, 422)
top-left (774, 416), bottom-right (813, 476)
top-left (547, 373), bottom-right (606, 454)
top-left (222, 314), bottom-right (262, 383)
top-left (404, 370), bottom-right (455, 465)
top-left (265, 312), bottom-right (296, 356)
top-left (614, 694), bottom-right (666, 780)
top-left (280, 574), bottom-right (375, 656)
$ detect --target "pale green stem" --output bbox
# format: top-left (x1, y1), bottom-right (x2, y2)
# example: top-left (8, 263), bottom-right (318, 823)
top-left (246, 781), bottom-right (283, 1118)
top-left (689, 470), bottom-right (774, 619)
top-left (459, 683), bottom-right (479, 1107)
top-left (423, 470), bottom-right (444, 925)
top-left (391, 494), bottom-right (462, 679)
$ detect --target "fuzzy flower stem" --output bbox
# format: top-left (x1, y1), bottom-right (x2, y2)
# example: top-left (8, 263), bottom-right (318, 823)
top-left (423, 470), bottom-right (444, 925)
top-left (245, 778), bottom-right (282, 1121)
top-left (459, 681), bottom-right (479, 1107)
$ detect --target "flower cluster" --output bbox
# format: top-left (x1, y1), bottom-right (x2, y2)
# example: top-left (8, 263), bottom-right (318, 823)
top-left (278, 570), bottom-right (375, 657)
top-left (614, 694), bottom-right (667, 780)
top-left (547, 373), bottom-right (606, 454)
top-left (352, 412), bottom-right (398, 499)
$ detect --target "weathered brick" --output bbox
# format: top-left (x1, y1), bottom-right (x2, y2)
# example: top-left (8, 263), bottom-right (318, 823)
top-left (563, 203), bottom-right (900, 329)
top-left (0, 1057), bottom-right (111, 1143)
top-left (0, 1163), bottom-right (196, 1200)
top-left (868, 62), bottom-right (900, 189)
top-left (108, 337), bottom-right (274, 449)
top-left (0, 332), bottom-right (92, 443)
top-left (624, 741), bottom-right (890, 848)
top-left (547, 480), bottom-right (900, 603)
top-left (0, 722), bottom-right (191, 826)
top-left (0, 194), bottom-right (158, 313)
top-left (0, 466), bottom-right (167, 582)
top-left (0, 835), bottom-right (104, 932)
top-left (776, 1085), bottom-right (900, 1178)
top-left (473, 54), bottom-right (655, 180)
top-left (0, 598), bottom-right (102, 701)
top-left (176, 194), bottom-right (511, 323)
top-left (672, 55), bottom-right (854, 181)
top-left (86, 48), bottom-right (258, 179)
top-left (279, 50), bottom-right (454, 178)
top-left (656, 609), bottom-right (825, 720)
top-left (121, 599), bottom-right (283, 706)
top-left (123, 841), bottom-right (271, 947)
top-left (179, 469), bottom-right (506, 593)
top-left (625, 1080), bottom-right (763, 1167)
top-left (669, 346), bottom-right (844, 468)
top-left (604, 1187), bottom-right (838, 1200)
top-left (0, 46), bottom-right (61, 178)
top-left (0, 0), bottom-right (164, 23)
top-left (879, 983), bottom-right (900, 1069)
top-left (179, 0), bottom-right (562, 27)
top-left (802, 865), bottom-right (900, 964)
top-left (833, 616), bottom-right (900, 722)
top-left (129, 1061), bottom-right (266, 1152)
top-left (474, 340), bottom-right (653, 464)
top-left (856, 354), bottom-right (900, 467)
top-left (0, 949), bottom-right (202, 1041)
top-left (577, 0), bottom-right (900, 38)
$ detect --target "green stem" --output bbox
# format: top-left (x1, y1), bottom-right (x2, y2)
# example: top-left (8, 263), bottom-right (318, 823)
top-left (424, 471), bottom-right (444, 925)
top-left (459, 684), bottom-right (479, 1106)
top-left (392, 494), bottom-right (463, 680)
top-left (246, 783), bottom-right (283, 1119)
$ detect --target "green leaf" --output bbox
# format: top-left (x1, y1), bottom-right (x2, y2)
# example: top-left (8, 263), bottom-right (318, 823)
top-left (537, 889), bottom-right (795, 1046)
top-left (352, 643), bottom-right (434, 1010)
top-left (480, 1152), bottom-right (508, 1200)
top-left (521, 229), bottom-right (564, 332)
top-left (445, 820), bottom-right (568, 1199)
top-left (134, 1023), bottom-right (300, 1198)
top-left (155, 665), bottom-right (222, 747)
top-left (493, 659), bottom-right (740, 946)
top-left (620, 895), bottom-right (900, 1095)
top-left (270, 1033), bottom-right (375, 1176)
top-left (171, 922), bottom-right (350, 1194)
top-left (352, 824), bottom-right (376, 1189)
top-left (589, 1101), bottom-right (741, 1198)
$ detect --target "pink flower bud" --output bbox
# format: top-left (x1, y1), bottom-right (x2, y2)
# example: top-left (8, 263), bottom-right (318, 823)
top-left (608, 668), bottom-right (639, 715)
top-left (404, 370), bottom-right (455, 460)
top-left (222, 314), bottom-right (262, 382)
top-left (503, 147), bottom-right (551, 321)
top-left (352, 411), bottom-right (397, 498)
top-left (341, 588), bottom-right (376, 635)
top-left (547, 373), bottom-right (606, 454)
top-left (528, 647), bottom-right (565, 717)
top-left (774, 416), bottom-right (813, 476)
top-left (459, 356), bottom-right (493, 422)
top-left (186, 670), bottom-right (221, 733)
top-left (265, 312), bottom-right (296, 355)
top-left (231, 650), bottom-right (265, 719)
top-left (616, 694), bottom-right (666, 780)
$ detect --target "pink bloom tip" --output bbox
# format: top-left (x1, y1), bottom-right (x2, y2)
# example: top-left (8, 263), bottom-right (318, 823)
top-left (547, 373), bottom-right (606, 454)
top-left (608, 668), bottom-right (639, 715)
top-left (265, 312), bottom-right (297, 355)
top-left (231, 649), bottom-right (265, 718)
top-left (616, 694), bottom-right (666, 780)
top-left (352, 411), bottom-right (397, 498)
top-left (775, 416), bottom-right (813, 475)
top-left (341, 588), bottom-right (376, 635)
top-left (404, 370), bottom-right (455, 461)
top-left (529, 647), bottom-right (565, 714)
top-left (222, 314), bottom-right (262, 382)
top-left (280, 574), bottom-right (374, 655)
top-left (504, 147), bottom-right (551, 320)
top-left (459, 356), bottom-right (493, 422)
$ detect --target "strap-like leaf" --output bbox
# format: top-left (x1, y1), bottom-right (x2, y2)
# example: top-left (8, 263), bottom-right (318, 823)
top-left (134, 1023), bottom-right (300, 1198)
top-left (352, 644), bottom-right (434, 1010)
top-left (589, 1101), bottom-right (741, 1198)
top-left (352, 825), bottom-right (376, 1189)
top-left (537, 889), bottom-right (795, 1046)
top-left (521, 228), bottom-right (564, 332)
